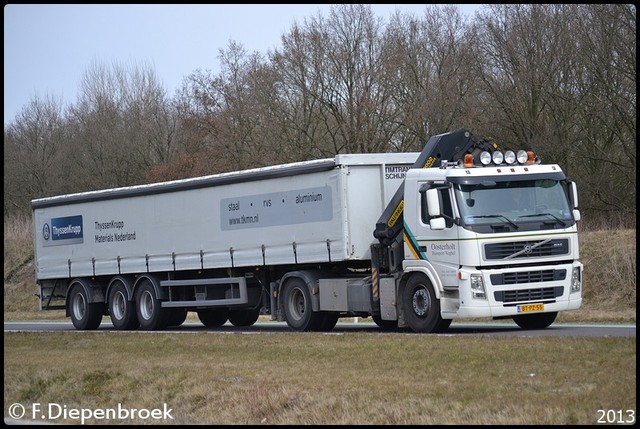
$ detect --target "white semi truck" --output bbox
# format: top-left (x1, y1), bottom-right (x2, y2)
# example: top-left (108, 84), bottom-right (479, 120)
top-left (32, 129), bottom-right (583, 333)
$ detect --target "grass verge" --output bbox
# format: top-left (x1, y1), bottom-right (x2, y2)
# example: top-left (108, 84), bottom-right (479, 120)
top-left (3, 331), bottom-right (636, 425)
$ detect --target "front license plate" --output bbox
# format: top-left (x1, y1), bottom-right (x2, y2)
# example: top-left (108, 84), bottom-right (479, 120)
top-left (517, 303), bottom-right (544, 313)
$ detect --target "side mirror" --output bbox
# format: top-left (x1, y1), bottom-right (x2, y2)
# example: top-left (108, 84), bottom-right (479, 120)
top-left (426, 188), bottom-right (441, 217)
top-left (573, 209), bottom-right (581, 222)
top-left (569, 181), bottom-right (580, 222)
top-left (569, 181), bottom-right (579, 209)
top-left (429, 217), bottom-right (446, 230)
top-left (426, 188), bottom-right (446, 230)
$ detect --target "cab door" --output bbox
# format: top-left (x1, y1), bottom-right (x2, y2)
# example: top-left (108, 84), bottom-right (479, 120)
top-left (404, 182), bottom-right (460, 288)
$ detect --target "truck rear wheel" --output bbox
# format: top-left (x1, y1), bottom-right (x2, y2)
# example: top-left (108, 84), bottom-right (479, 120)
top-left (135, 280), bottom-right (169, 331)
top-left (402, 274), bottom-right (448, 333)
top-left (372, 314), bottom-right (398, 331)
top-left (108, 280), bottom-right (139, 330)
top-left (315, 312), bottom-right (339, 331)
top-left (197, 308), bottom-right (229, 327)
top-left (282, 278), bottom-right (324, 331)
top-left (228, 309), bottom-right (260, 327)
top-left (513, 311), bottom-right (557, 330)
top-left (69, 284), bottom-right (103, 330)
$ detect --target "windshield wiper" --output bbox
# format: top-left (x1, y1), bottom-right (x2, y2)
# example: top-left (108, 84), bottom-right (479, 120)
top-left (467, 214), bottom-right (519, 230)
top-left (517, 213), bottom-right (567, 227)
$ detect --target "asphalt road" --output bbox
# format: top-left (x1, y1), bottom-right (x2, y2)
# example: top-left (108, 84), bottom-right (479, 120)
top-left (4, 320), bottom-right (636, 337)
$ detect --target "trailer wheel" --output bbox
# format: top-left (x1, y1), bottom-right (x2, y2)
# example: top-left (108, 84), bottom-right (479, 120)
top-left (108, 280), bottom-right (139, 330)
top-left (197, 308), bottom-right (229, 327)
top-left (69, 284), bottom-right (103, 330)
top-left (135, 280), bottom-right (169, 331)
top-left (513, 311), bottom-right (557, 330)
top-left (228, 309), bottom-right (260, 327)
top-left (282, 278), bottom-right (323, 331)
top-left (166, 308), bottom-right (188, 327)
top-left (402, 274), bottom-right (447, 333)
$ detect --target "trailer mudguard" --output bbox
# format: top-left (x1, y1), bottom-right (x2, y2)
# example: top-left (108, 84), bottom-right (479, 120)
top-left (278, 270), bottom-right (322, 312)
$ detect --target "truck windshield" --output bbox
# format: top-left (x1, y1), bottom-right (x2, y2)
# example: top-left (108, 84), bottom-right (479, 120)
top-left (454, 179), bottom-right (574, 232)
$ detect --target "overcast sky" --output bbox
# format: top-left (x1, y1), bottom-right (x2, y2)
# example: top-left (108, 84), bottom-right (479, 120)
top-left (4, 4), bottom-right (481, 125)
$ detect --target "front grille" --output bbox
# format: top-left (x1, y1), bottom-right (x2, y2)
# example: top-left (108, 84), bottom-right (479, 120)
top-left (490, 269), bottom-right (566, 285)
top-left (494, 286), bottom-right (563, 303)
top-left (485, 239), bottom-right (569, 260)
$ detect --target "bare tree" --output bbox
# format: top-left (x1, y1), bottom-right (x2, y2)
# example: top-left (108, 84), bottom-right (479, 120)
top-left (271, 20), bottom-right (334, 161)
top-left (570, 4), bottom-right (636, 218)
top-left (382, 5), bottom-right (479, 151)
top-left (310, 4), bottom-right (392, 154)
top-left (473, 4), bottom-right (635, 220)
top-left (180, 42), bottom-right (279, 172)
top-left (3, 95), bottom-right (68, 213)
top-left (66, 60), bottom-right (176, 191)
top-left (267, 4), bottom-right (404, 158)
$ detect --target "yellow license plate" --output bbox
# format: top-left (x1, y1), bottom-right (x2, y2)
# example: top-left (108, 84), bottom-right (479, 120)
top-left (517, 303), bottom-right (544, 313)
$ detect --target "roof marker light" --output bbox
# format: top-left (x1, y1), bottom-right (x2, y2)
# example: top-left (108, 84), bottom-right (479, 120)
top-left (517, 150), bottom-right (528, 164)
top-left (480, 151), bottom-right (492, 165)
top-left (504, 150), bottom-right (516, 165)
top-left (492, 150), bottom-right (504, 165)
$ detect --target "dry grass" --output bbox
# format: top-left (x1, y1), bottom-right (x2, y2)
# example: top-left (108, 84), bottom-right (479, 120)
top-left (4, 213), bottom-right (33, 282)
top-left (577, 229), bottom-right (636, 309)
top-left (3, 332), bottom-right (636, 425)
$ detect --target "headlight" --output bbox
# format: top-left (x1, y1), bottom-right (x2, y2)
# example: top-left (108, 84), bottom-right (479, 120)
top-left (470, 274), bottom-right (486, 299)
top-left (571, 267), bottom-right (581, 292)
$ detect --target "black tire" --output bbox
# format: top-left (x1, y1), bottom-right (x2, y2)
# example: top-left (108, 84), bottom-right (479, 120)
top-left (402, 274), bottom-right (445, 333)
top-left (228, 308), bottom-right (260, 327)
top-left (197, 308), bottom-right (229, 327)
top-left (135, 280), bottom-right (169, 331)
top-left (282, 278), bottom-right (324, 331)
top-left (433, 318), bottom-right (452, 333)
top-left (108, 280), bottom-right (139, 330)
top-left (372, 314), bottom-right (398, 331)
top-left (69, 284), bottom-right (103, 331)
top-left (315, 312), bottom-right (339, 332)
top-left (166, 308), bottom-right (188, 327)
top-left (513, 311), bottom-right (557, 330)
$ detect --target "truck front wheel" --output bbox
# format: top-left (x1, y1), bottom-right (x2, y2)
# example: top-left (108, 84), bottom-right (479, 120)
top-left (69, 284), bottom-right (103, 331)
top-left (135, 280), bottom-right (169, 331)
top-left (108, 280), bottom-right (139, 330)
top-left (282, 278), bottom-right (323, 331)
top-left (402, 274), bottom-right (449, 333)
top-left (513, 311), bottom-right (557, 330)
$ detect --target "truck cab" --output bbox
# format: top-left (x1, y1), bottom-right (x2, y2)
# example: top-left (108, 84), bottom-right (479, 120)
top-left (384, 147), bottom-right (583, 332)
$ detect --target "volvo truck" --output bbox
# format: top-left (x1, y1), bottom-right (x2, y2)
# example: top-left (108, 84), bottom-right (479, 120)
top-left (32, 128), bottom-right (583, 333)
